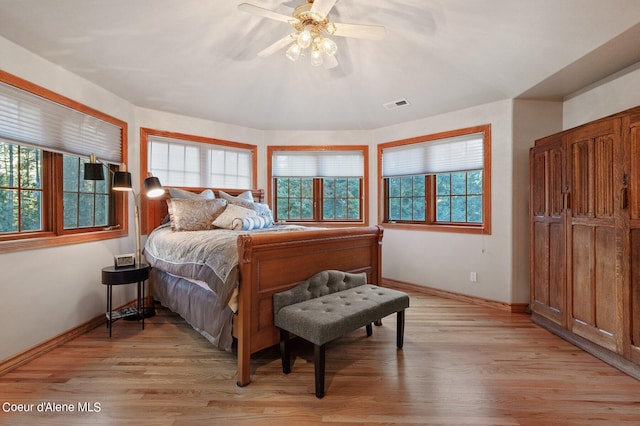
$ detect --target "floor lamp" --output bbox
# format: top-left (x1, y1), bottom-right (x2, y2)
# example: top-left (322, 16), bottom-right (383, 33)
top-left (85, 156), bottom-right (164, 265)
top-left (85, 156), bottom-right (164, 318)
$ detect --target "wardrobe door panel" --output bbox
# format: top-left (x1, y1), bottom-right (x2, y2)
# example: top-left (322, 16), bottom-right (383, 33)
top-left (629, 116), bottom-right (640, 364)
top-left (571, 224), bottom-right (593, 325)
top-left (567, 118), bottom-right (621, 353)
top-left (629, 229), bottom-right (640, 362)
top-left (549, 222), bottom-right (565, 312)
top-left (530, 139), bottom-right (565, 325)
top-left (594, 226), bottom-right (617, 335)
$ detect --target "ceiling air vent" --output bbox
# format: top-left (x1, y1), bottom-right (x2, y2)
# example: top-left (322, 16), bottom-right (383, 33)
top-left (383, 98), bottom-right (410, 110)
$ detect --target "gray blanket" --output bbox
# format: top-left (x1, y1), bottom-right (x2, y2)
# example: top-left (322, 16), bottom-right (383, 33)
top-left (144, 223), bottom-right (308, 308)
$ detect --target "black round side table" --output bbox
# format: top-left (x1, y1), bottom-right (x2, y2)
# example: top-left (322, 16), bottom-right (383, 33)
top-left (101, 264), bottom-right (152, 337)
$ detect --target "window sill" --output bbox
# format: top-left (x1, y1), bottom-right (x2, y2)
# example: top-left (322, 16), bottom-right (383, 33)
top-left (277, 221), bottom-right (368, 228)
top-left (382, 222), bottom-right (490, 235)
top-left (0, 228), bottom-right (128, 254)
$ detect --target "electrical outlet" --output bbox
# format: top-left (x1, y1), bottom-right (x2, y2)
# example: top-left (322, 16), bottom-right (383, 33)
top-left (470, 272), bottom-right (477, 282)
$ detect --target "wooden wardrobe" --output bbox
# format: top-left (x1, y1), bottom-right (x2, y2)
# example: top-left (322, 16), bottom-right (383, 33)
top-left (530, 105), bottom-right (640, 379)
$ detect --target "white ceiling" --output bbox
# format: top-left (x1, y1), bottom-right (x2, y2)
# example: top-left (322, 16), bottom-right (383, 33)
top-left (1, 0), bottom-right (640, 131)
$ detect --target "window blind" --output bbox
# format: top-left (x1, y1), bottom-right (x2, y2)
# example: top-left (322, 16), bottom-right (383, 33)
top-left (382, 133), bottom-right (484, 177)
top-left (272, 150), bottom-right (364, 177)
top-left (0, 81), bottom-right (122, 162)
top-left (148, 135), bottom-right (253, 188)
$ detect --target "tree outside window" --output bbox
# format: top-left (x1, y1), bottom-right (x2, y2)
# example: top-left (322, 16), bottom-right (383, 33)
top-left (269, 146), bottom-right (367, 225)
top-left (1, 141), bottom-right (116, 236)
top-left (62, 154), bottom-right (110, 229)
top-left (275, 177), bottom-right (362, 222)
top-left (0, 143), bottom-right (42, 233)
top-left (379, 124), bottom-right (491, 234)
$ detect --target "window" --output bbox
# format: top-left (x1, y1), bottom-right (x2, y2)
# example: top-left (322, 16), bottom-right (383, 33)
top-left (435, 171), bottom-right (483, 223)
top-left (0, 143), bottom-right (43, 233)
top-left (269, 146), bottom-right (368, 224)
top-left (62, 155), bottom-right (110, 230)
top-left (379, 125), bottom-right (491, 234)
top-left (0, 71), bottom-right (127, 252)
top-left (142, 128), bottom-right (256, 189)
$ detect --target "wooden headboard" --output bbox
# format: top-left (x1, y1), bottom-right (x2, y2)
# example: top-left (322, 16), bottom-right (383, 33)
top-left (142, 187), bottom-right (265, 234)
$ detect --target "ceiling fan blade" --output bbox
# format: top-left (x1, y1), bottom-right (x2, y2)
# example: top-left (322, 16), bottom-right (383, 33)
top-left (258, 34), bottom-right (295, 58)
top-left (332, 22), bottom-right (386, 40)
top-left (310, 0), bottom-right (337, 19)
top-left (323, 54), bottom-right (339, 70)
top-left (238, 3), bottom-right (297, 24)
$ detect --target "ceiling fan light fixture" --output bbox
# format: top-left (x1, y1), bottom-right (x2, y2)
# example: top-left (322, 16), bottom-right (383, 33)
top-left (297, 30), bottom-right (312, 48)
top-left (320, 37), bottom-right (337, 56)
top-left (310, 49), bottom-right (323, 67)
top-left (239, 0), bottom-right (386, 69)
top-left (286, 43), bottom-right (302, 62)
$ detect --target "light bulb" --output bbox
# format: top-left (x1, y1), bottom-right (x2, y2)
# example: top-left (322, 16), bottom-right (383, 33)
top-left (320, 37), bottom-right (337, 56)
top-left (310, 49), bottom-right (323, 67)
top-left (297, 30), bottom-right (312, 49)
top-left (286, 43), bottom-right (301, 62)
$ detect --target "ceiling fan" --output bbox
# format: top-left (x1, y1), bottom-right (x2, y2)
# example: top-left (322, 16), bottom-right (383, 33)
top-left (238, 0), bottom-right (386, 69)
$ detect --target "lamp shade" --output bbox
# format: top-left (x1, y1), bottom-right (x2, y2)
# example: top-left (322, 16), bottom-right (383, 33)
top-left (83, 154), bottom-right (105, 181)
top-left (144, 176), bottom-right (164, 198)
top-left (84, 162), bottom-right (105, 181)
top-left (112, 171), bottom-right (133, 191)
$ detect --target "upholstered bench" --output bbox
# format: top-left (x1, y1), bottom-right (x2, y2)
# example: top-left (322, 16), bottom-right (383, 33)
top-left (273, 270), bottom-right (410, 398)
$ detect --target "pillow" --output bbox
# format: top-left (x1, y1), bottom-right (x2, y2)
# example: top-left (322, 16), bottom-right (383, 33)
top-left (218, 190), bottom-right (254, 203)
top-left (232, 215), bottom-right (270, 231)
top-left (212, 203), bottom-right (258, 230)
top-left (169, 188), bottom-right (215, 200)
top-left (167, 198), bottom-right (227, 231)
top-left (226, 198), bottom-right (274, 227)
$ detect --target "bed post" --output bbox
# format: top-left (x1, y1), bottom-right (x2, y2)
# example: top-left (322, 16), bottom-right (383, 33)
top-left (236, 234), bottom-right (253, 387)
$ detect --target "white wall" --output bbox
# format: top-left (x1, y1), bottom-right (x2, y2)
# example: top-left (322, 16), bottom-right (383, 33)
top-left (373, 100), bottom-right (517, 303)
top-left (0, 37), bottom-right (137, 362)
top-left (563, 62), bottom-right (640, 129)
top-left (512, 100), bottom-right (563, 302)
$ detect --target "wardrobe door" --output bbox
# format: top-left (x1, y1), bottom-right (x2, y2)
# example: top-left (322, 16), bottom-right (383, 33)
top-left (530, 137), bottom-right (566, 326)
top-left (628, 113), bottom-right (640, 364)
top-left (566, 118), bottom-right (624, 353)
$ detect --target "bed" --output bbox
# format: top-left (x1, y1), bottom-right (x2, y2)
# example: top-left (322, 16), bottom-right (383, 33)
top-left (142, 187), bottom-right (383, 386)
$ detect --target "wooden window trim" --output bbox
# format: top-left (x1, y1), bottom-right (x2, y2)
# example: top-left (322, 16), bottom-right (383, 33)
top-left (0, 71), bottom-right (128, 254)
top-left (140, 127), bottom-right (258, 234)
top-left (267, 145), bottom-right (369, 226)
top-left (378, 124), bottom-right (492, 235)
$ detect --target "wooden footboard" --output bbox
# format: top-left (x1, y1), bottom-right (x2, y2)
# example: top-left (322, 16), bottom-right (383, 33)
top-left (234, 225), bottom-right (383, 386)
top-left (143, 187), bottom-right (382, 386)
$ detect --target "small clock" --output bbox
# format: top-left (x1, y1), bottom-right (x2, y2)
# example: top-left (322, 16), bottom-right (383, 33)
top-left (114, 253), bottom-right (136, 269)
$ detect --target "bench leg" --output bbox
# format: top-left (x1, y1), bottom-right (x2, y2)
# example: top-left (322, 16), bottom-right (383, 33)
top-left (397, 310), bottom-right (405, 349)
top-left (314, 343), bottom-right (326, 398)
top-left (366, 323), bottom-right (372, 337)
top-left (280, 329), bottom-right (291, 374)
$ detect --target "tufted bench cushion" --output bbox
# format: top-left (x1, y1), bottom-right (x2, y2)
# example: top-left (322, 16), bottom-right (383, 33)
top-left (275, 284), bottom-right (409, 346)
top-left (273, 270), bottom-right (409, 398)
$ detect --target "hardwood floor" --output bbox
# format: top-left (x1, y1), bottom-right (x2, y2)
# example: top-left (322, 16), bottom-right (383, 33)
top-left (1, 292), bottom-right (640, 425)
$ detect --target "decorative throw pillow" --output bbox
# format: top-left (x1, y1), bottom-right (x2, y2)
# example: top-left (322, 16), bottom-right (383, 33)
top-left (167, 198), bottom-right (227, 231)
top-left (226, 198), bottom-right (274, 227)
top-left (218, 190), bottom-right (254, 203)
top-left (232, 215), bottom-right (270, 231)
top-left (160, 188), bottom-right (216, 226)
top-left (212, 203), bottom-right (258, 230)
top-left (169, 188), bottom-right (215, 200)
